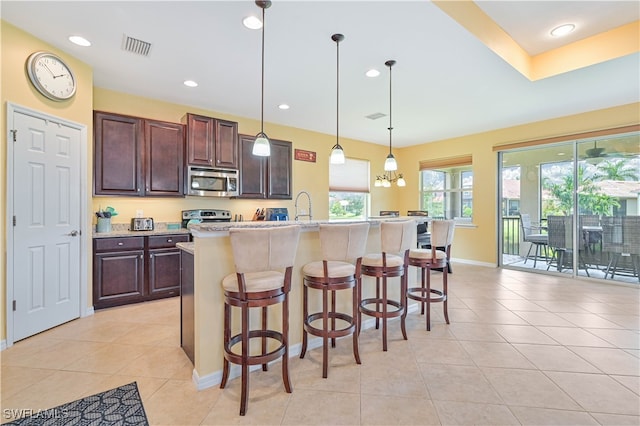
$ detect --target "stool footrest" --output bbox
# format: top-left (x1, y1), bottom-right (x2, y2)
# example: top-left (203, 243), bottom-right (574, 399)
top-left (303, 312), bottom-right (356, 339)
top-left (407, 287), bottom-right (446, 303)
top-left (224, 329), bottom-right (286, 366)
top-left (360, 297), bottom-right (405, 319)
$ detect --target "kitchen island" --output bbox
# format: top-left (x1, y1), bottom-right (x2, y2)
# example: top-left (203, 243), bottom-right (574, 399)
top-left (185, 218), bottom-right (420, 390)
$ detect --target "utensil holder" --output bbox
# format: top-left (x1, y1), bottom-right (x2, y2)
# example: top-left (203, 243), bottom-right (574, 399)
top-left (96, 217), bottom-right (111, 233)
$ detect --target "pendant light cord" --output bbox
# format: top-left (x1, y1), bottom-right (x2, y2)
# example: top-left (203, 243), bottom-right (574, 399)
top-left (388, 62), bottom-right (393, 156)
top-left (260, 5), bottom-right (265, 135)
top-left (336, 36), bottom-right (340, 146)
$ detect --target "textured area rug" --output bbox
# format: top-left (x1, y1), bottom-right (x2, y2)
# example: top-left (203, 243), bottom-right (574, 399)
top-left (7, 382), bottom-right (149, 426)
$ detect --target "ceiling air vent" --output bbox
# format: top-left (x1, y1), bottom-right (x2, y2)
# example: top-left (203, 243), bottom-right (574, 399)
top-left (366, 112), bottom-right (386, 120)
top-left (122, 34), bottom-right (152, 56)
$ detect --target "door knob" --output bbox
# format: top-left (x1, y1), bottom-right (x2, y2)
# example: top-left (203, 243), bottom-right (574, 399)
top-left (68, 230), bottom-right (79, 236)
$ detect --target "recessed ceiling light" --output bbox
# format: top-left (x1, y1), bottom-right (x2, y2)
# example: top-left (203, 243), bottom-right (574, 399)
top-left (183, 80), bottom-right (198, 87)
top-left (278, 104), bottom-right (290, 110)
top-left (550, 24), bottom-right (575, 37)
top-left (243, 15), bottom-right (262, 30)
top-left (365, 69), bottom-right (380, 78)
top-left (69, 35), bottom-right (91, 46)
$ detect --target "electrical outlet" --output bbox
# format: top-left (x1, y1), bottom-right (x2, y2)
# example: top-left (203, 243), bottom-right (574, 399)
top-left (136, 210), bottom-right (144, 218)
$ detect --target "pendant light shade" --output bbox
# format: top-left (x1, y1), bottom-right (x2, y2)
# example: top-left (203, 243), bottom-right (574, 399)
top-left (384, 154), bottom-right (397, 171)
top-left (330, 33), bottom-right (345, 164)
top-left (252, 1), bottom-right (272, 157)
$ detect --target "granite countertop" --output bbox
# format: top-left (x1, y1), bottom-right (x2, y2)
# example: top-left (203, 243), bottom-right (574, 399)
top-left (176, 242), bottom-right (195, 254)
top-left (188, 216), bottom-right (423, 237)
top-left (92, 222), bottom-right (190, 238)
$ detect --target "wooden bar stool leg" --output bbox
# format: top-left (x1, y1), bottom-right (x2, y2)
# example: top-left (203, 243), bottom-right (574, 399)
top-left (282, 294), bottom-right (292, 393)
top-left (300, 283), bottom-right (308, 359)
top-left (426, 267), bottom-right (432, 331)
top-left (375, 278), bottom-right (381, 330)
top-left (382, 276), bottom-right (388, 352)
top-left (352, 283), bottom-right (361, 364)
top-left (240, 303), bottom-right (250, 416)
top-left (220, 303), bottom-right (231, 389)
top-left (322, 285), bottom-right (329, 378)
top-left (443, 266), bottom-right (450, 325)
top-left (261, 306), bottom-right (268, 371)
top-left (331, 290), bottom-right (336, 348)
top-left (420, 267), bottom-right (426, 315)
top-left (400, 271), bottom-right (408, 340)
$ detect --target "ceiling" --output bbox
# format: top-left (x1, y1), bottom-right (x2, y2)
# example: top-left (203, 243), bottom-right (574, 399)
top-left (2, 1), bottom-right (639, 148)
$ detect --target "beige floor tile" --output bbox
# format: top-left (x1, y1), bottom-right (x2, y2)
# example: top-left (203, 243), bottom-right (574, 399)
top-left (467, 309), bottom-right (529, 325)
top-left (584, 328), bottom-right (640, 349)
top-left (512, 344), bottom-right (600, 373)
top-left (459, 341), bottom-right (536, 369)
top-left (409, 338), bottom-right (474, 365)
top-left (482, 367), bottom-right (582, 410)
top-left (446, 323), bottom-right (506, 342)
top-left (496, 299), bottom-right (547, 311)
top-left (433, 400), bottom-right (519, 425)
top-left (0, 366), bottom-right (56, 399)
top-left (91, 375), bottom-right (168, 402)
top-left (556, 312), bottom-right (625, 329)
top-left (361, 362), bottom-right (429, 398)
top-left (61, 343), bottom-right (147, 374)
top-left (117, 323), bottom-right (180, 347)
top-left (293, 359), bottom-right (361, 394)
top-left (3, 339), bottom-right (108, 370)
top-left (418, 364), bottom-right (503, 404)
top-left (144, 379), bottom-right (220, 425)
top-left (493, 324), bottom-right (558, 344)
top-left (509, 406), bottom-right (599, 425)
top-left (203, 383), bottom-right (290, 424)
top-left (458, 298), bottom-right (510, 311)
top-left (513, 311), bottom-right (575, 327)
top-left (440, 308), bottom-right (480, 323)
top-left (361, 395), bottom-right (440, 425)
top-left (596, 314), bottom-right (640, 330)
top-left (1, 336), bottom-right (61, 364)
top-left (533, 301), bottom-right (590, 313)
top-left (590, 412), bottom-right (640, 425)
top-left (280, 389), bottom-right (360, 425)
top-left (612, 375), bottom-right (640, 396)
top-left (568, 346), bottom-right (640, 375)
top-left (537, 326), bottom-right (614, 347)
top-left (116, 346), bottom-right (193, 378)
top-left (546, 371), bottom-right (640, 415)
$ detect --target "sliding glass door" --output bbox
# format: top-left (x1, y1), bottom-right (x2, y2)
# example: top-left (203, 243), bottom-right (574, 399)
top-left (499, 131), bottom-right (639, 284)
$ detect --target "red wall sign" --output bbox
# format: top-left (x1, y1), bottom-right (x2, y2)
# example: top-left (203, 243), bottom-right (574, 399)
top-left (295, 149), bottom-right (316, 163)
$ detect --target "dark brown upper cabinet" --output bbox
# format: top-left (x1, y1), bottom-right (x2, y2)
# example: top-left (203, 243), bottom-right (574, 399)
top-left (94, 111), bottom-right (185, 197)
top-left (185, 113), bottom-right (238, 169)
top-left (238, 135), bottom-right (292, 199)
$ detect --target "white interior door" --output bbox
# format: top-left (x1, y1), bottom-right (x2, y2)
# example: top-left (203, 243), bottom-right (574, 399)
top-left (11, 110), bottom-right (81, 341)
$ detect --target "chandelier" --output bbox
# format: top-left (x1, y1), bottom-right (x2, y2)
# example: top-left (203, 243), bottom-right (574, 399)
top-left (374, 60), bottom-right (405, 188)
top-left (252, 0), bottom-right (272, 157)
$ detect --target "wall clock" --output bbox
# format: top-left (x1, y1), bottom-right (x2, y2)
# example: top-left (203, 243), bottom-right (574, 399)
top-left (26, 51), bottom-right (77, 101)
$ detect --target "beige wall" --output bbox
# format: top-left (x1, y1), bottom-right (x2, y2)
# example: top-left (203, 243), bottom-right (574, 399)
top-left (2, 20), bottom-right (639, 342)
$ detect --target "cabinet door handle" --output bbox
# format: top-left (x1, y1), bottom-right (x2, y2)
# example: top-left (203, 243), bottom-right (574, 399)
top-left (149, 254), bottom-right (153, 259)
top-left (140, 254), bottom-right (144, 259)
top-left (117, 242), bottom-right (124, 246)
top-left (167, 239), bottom-right (173, 243)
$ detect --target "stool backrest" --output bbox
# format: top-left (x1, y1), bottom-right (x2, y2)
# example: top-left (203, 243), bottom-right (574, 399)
top-left (319, 223), bottom-right (370, 261)
top-left (431, 220), bottom-right (455, 247)
top-left (381, 220), bottom-right (416, 254)
top-left (229, 225), bottom-right (301, 273)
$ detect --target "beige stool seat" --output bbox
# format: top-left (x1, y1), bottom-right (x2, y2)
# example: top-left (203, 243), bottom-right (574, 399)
top-left (359, 220), bottom-right (415, 351)
top-left (301, 223), bottom-right (369, 378)
top-left (220, 225), bottom-right (301, 416)
top-left (407, 220), bottom-right (455, 331)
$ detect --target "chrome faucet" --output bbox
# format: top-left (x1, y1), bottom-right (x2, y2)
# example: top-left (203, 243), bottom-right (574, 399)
top-left (294, 191), bottom-right (312, 221)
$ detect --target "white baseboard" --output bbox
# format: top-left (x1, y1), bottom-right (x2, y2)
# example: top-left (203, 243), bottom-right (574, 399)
top-left (451, 258), bottom-right (497, 268)
top-left (192, 303), bottom-right (421, 390)
top-left (82, 306), bottom-right (95, 318)
top-left (1, 340), bottom-right (6, 351)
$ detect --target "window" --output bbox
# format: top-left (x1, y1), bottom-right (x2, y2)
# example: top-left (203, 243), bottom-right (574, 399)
top-left (329, 158), bottom-right (369, 220)
top-left (419, 156), bottom-right (473, 220)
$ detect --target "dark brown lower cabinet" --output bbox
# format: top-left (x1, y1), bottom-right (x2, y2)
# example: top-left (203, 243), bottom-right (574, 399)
top-left (180, 249), bottom-right (195, 364)
top-left (93, 234), bottom-right (189, 309)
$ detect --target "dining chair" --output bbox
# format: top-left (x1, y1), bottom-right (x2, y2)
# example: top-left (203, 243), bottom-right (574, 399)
top-left (519, 213), bottom-right (548, 267)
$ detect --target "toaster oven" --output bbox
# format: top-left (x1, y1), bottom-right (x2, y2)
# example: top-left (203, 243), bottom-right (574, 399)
top-left (131, 217), bottom-right (154, 231)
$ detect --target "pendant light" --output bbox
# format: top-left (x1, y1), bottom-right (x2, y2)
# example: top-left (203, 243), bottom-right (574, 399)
top-left (329, 33), bottom-right (345, 164)
top-left (383, 60), bottom-right (397, 171)
top-left (252, 0), bottom-right (272, 157)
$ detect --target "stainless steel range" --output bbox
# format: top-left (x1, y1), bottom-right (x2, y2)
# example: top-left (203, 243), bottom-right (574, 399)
top-left (181, 209), bottom-right (232, 228)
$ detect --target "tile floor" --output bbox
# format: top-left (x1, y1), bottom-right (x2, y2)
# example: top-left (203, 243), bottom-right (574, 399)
top-left (2, 264), bottom-right (639, 425)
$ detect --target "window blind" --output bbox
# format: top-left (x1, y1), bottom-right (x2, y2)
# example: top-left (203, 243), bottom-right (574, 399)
top-left (419, 154), bottom-right (472, 170)
top-left (330, 157), bottom-right (370, 193)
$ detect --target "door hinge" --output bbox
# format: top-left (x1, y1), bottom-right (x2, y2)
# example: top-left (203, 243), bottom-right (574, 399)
top-left (12, 300), bottom-right (16, 311)
top-left (10, 129), bottom-right (17, 142)
top-left (13, 216), bottom-right (16, 226)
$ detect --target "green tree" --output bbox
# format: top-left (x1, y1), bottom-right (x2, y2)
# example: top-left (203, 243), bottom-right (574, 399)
top-left (593, 159), bottom-right (639, 181)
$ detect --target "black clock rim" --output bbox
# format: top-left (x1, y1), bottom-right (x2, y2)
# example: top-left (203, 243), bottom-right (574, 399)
top-left (26, 51), bottom-right (77, 101)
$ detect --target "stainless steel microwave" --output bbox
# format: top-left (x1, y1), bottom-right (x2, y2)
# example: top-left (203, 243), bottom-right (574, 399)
top-left (186, 166), bottom-right (238, 197)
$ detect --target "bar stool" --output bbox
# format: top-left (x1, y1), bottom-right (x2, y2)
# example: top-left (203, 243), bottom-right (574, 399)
top-left (220, 225), bottom-right (301, 416)
top-left (300, 223), bottom-right (370, 378)
top-left (407, 220), bottom-right (455, 331)
top-left (359, 220), bottom-right (415, 351)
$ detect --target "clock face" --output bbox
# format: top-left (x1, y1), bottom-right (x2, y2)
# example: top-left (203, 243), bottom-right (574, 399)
top-left (26, 51), bottom-right (77, 101)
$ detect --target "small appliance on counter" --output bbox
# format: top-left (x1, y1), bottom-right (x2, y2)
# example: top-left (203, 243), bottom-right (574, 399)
top-left (181, 209), bottom-right (232, 228)
top-left (131, 217), bottom-right (154, 231)
top-left (265, 207), bottom-right (289, 221)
